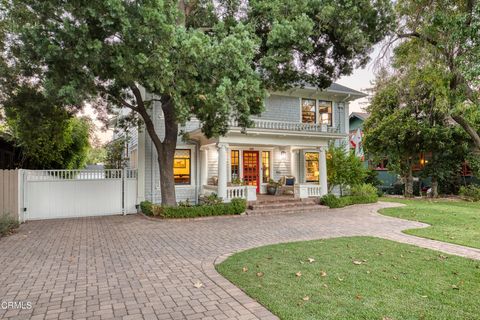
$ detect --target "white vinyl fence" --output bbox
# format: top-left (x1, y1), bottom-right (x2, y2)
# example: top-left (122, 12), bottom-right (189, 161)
top-left (22, 169), bottom-right (137, 220)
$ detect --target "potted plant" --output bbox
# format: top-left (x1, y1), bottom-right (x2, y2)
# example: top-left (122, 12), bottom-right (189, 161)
top-left (267, 179), bottom-right (278, 195)
top-left (231, 177), bottom-right (244, 186)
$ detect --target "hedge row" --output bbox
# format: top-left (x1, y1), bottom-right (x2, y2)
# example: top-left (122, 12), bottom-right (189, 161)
top-left (140, 198), bottom-right (247, 219)
top-left (320, 194), bottom-right (378, 208)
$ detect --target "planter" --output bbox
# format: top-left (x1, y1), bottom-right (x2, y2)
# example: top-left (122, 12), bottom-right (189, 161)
top-left (267, 186), bottom-right (277, 195)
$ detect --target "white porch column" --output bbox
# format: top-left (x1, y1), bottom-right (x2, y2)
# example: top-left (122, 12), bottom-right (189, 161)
top-left (319, 146), bottom-right (328, 196)
top-left (217, 143), bottom-right (229, 200)
top-left (200, 147), bottom-right (209, 193)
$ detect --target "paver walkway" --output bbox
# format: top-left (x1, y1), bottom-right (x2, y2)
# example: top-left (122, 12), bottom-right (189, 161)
top-left (1, 202), bottom-right (479, 320)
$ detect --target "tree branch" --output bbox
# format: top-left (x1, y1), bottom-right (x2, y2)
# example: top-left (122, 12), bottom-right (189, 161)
top-left (396, 32), bottom-right (438, 47)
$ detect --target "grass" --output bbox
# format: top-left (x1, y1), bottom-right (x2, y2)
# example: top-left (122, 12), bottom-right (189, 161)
top-left (0, 214), bottom-right (19, 238)
top-left (217, 237), bottom-right (480, 320)
top-left (379, 198), bottom-right (480, 249)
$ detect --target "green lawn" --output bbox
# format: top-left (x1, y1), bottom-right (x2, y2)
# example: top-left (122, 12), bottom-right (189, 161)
top-left (379, 198), bottom-right (480, 249)
top-left (217, 237), bottom-right (480, 320)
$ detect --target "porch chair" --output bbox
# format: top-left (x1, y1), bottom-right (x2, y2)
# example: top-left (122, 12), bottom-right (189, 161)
top-left (277, 176), bottom-right (296, 195)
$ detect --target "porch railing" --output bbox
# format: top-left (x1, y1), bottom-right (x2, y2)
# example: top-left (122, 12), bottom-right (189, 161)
top-left (230, 119), bottom-right (340, 134)
top-left (203, 185), bottom-right (257, 202)
top-left (294, 184), bottom-right (324, 199)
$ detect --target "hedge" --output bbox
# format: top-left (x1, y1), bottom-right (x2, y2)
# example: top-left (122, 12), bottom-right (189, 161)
top-left (459, 185), bottom-right (480, 202)
top-left (320, 194), bottom-right (378, 208)
top-left (0, 214), bottom-right (19, 238)
top-left (320, 184), bottom-right (379, 208)
top-left (140, 201), bottom-right (153, 216)
top-left (142, 198), bottom-right (247, 219)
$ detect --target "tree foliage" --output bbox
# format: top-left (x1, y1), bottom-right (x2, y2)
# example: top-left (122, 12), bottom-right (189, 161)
top-left (1, 0), bottom-right (395, 204)
top-left (326, 143), bottom-right (366, 195)
top-left (393, 0), bottom-right (480, 150)
top-left (2, 87), bottom-right (91, 169)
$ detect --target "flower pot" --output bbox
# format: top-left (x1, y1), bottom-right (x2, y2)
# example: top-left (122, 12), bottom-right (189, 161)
top-left (267, 186), bottom-right (277, 195)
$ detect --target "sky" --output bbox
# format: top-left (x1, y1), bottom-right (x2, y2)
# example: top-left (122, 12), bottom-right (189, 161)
top-left (88, 46), bottom-right (381, 145)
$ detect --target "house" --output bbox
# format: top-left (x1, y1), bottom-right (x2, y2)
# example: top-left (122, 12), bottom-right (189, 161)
top-left (123, 83), bottom-right (366, 204)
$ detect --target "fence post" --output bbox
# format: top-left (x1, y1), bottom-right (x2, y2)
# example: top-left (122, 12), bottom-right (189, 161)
top-left (122, 168), bottom-right (126, 215)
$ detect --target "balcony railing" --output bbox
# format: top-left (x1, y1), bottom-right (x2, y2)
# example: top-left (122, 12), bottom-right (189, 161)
top-left (230, 119), bottom-right (340, 134)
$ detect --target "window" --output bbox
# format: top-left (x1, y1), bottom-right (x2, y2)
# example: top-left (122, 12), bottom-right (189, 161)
top-left (305, 152), bottom-right (319, 182)
top-left (318, 100), bottom-right (332, 126)
top-left (231, 150), bottom-right (240, 180)
top-left (262, 151), bottom-right (271, 183)
top-left (302, 99), bottom-right (316, 124)
top-left (173, 149), bottom-right (191, 185)
top-left (371, 158), bottom-right (388, 171)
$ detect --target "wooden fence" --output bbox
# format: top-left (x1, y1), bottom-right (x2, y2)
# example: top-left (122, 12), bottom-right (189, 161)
top-left (0, 169), bottom-right (19, 221)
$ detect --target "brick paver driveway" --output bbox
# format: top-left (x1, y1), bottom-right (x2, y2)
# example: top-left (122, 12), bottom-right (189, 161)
top-left (1, 202), bottom-right (480, 320)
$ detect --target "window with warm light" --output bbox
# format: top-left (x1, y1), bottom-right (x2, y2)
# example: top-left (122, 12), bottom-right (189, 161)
top-left (231, 150), bottom-right (240, 179)
top-left (173, 149), bottom-right (191, 185)
top-left (302, 99), bottom-right (316, 124)
top-left (318, 100), bottom-right (332, 126)
top-left (305, 152), bottom-right (319, 182)
top-left (262, 151), bottom-right (271, 183)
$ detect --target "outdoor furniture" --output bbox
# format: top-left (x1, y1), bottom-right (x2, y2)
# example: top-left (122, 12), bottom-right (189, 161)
top-left (277, 176), bottom-right (295, 195)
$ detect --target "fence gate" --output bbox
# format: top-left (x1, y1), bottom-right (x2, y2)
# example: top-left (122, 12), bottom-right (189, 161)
top-left (23, 169), bottom-right (137, 220)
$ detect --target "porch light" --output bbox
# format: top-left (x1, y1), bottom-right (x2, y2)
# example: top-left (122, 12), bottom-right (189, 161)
top-left (280, 151), bottom-right (286, 160)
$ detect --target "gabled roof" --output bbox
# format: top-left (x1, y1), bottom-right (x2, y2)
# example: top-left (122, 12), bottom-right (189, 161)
top-left (298, 82), bottom-right (367, 97)
top-left (349, 112), bottom-right (370, 121)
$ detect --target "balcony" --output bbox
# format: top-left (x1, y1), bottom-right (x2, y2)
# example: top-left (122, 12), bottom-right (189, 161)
top-left (230, 119), bottom-right (341, 134)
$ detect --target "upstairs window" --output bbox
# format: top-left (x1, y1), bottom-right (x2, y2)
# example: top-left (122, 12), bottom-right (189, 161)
top-left (173, 149), bottom-right (191, 185)
top-left (302, 99), bottom-right (316, 124)
top-left (318, 100), bottom-right (333, 126)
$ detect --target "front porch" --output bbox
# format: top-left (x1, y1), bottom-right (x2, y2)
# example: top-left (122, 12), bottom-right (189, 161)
top-left (198, 142), bottom-right (329, 203)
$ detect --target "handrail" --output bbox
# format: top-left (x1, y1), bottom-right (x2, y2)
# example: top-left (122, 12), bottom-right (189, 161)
top-left (230, 119), bottom-right (340, 133)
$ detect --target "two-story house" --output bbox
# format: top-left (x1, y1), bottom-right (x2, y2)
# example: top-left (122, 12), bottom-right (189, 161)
top-left (125, 83), bottom-right (366, 204)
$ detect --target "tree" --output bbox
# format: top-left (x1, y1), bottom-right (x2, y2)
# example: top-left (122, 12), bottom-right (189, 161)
top-left (391, 0), bottom-right (480, 151)
top-left (2, 0), bottom-right (394, 205)
top-left (2, 87), bottom-right (91, 169)
top-left (104, 138), bottom-right (127, 170)
top-left (326, 142), bottom-right (366, 195)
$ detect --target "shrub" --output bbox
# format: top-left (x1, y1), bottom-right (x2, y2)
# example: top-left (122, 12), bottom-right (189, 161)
top-left (459, 185), bottom-right (480, 202)
top-left (151, 198), bottom-right (247, 219)
top-left (0, 214), bottom-right (19, 238)
top-left (350, 183), bottom-right (378, 197)
top-left (140, 200), bottom-right (153, 216)
top-left (199, 193), bottom-right (223, 206)
top-left (320, 193), bottom-right (378, 209)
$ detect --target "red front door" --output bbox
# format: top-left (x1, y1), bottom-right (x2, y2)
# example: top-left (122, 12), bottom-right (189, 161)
top-left (243, 151), bottom-right (259, 193)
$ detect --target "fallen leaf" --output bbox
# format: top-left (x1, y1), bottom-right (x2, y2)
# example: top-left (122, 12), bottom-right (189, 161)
top-left (451, 284), bottom-right (459, 290)
top-left (242, 266), bottom-right (248, 273)
top-left (320, 271), bottom-right (327, 277)
top-left (353, 260), bottom-right (362, 265)
top-left (295, 271), bottom-right (302, 277)
top-left (382, 317), bottom-right (394, 320)
top-left (307, 258), bottom-right (315, 263)
top-left (393, 276), bottom-right (398, 280)
top-left (337, 277), bottom-right (344, 282)
top-left (302, 296), bottom-right (310, 301)
top-left (256, 272), bottom-right (264, 277)
top-left (355, 294), bottom-right (362, 300)
top-left (300, 261), bottom-right (305, 264)
top-left (439, 254), bottom-right (448, 260)
top-left (421, 295), bottom-right (428, 298)
top-left (193, 281), bottom-right (203, 288)
top-left (322, 283), bottom-right (328, 288)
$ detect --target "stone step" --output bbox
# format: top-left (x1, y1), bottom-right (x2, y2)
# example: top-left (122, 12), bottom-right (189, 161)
top-left (246, 204), bottom-right (328, 216)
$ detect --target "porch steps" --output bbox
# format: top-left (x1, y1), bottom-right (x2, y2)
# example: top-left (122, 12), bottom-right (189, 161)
top-left (246, 198), bottom-right (327, 215)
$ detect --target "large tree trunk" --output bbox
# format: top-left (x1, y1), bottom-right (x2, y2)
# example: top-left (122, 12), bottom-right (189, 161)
top-left (430, 176), bottom-right (439, 198)
top-left (404, 166), bottom-right (414, 198)
top-left (130, 86), bottom-right (179, 206)
top-left (451, 115), bottom-right (480, 151)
